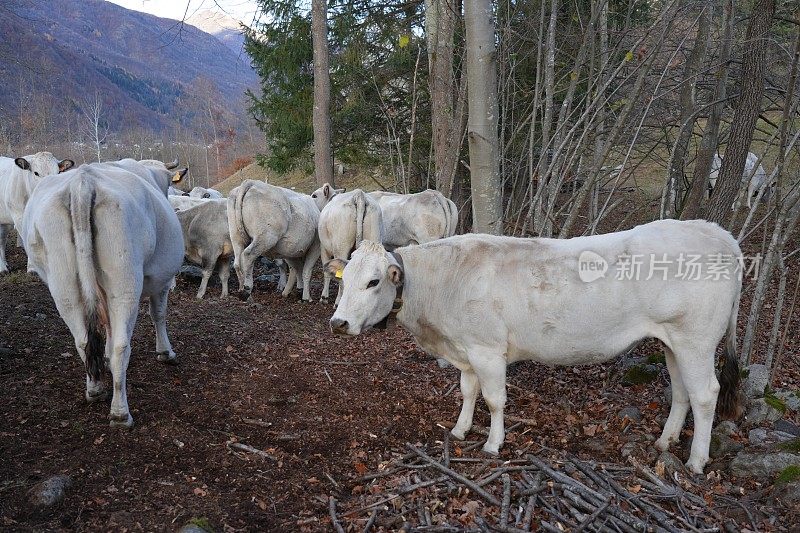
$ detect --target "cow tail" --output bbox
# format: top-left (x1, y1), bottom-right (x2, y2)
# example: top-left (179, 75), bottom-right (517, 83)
top-left (69, 175), bottom-right (107, 382)
top-left (717, 280), bottom-right (742, 419)
top-left (355, 189), bottom-right (366, 247)
top-left (233, 180), bottom-right (255, 246)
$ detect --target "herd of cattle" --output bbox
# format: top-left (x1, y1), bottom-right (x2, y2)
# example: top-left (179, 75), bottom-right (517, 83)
top-left (1, 150), bottom-right (751, 475)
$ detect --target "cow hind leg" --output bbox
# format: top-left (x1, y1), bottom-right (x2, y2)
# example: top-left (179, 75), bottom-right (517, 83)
top-left (107, 299), bottom-right (139, 428)
top-left (0, 224), bottom-right (9, 273)
top-left (469, 350), bottom-right (508, 454)
top-left (673, 343), bottom-right (720, 474)
top-left (217, 256), bottom-right (231, 298)
top-left (47, 275), bottom-right (107, 401)
top-left (451, 369), bottom-right (479, 440)
top-left (283, 259), bottom-right (302, 298)
top-left (196, 261), bottom-right (214, 299)
top-left (320, 248), bottom-right (332, 303)
top-left (300, 239), bottom-right (321, 301)
top-left (150, 287), bottom-right (177, 365)
top-left (655, 347), bottom-right (690, 452)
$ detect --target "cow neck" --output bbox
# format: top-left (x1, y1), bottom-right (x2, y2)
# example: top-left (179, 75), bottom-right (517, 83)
top-left (374, 251), bottom-right (405, 330)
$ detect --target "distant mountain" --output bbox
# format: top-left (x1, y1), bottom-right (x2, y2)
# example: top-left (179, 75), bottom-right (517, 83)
top-left (187, 9), bottom-right (248, 59)
top-left (0, 0), bottom-right (258, 133)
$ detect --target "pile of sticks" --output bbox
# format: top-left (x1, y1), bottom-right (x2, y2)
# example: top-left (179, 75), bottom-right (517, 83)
top-left (334, 428), bottom-right (725, 532)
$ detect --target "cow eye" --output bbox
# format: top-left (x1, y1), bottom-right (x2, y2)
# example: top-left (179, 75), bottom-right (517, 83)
top-left (367, 279), bottom-right (380, 288)
top-left (34, 171), bottom-right (40, 177)
top-left (312, 194), bottom-right (317, 198)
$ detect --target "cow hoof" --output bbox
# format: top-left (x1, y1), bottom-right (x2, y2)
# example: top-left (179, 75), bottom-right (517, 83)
top-left (481, 443), bottom-right (500, 456)
top-left (684, 457), bottom-right (707, 475)
top-left (654, 437), bottom-right (671, 452)
top-left (157, 351), bottom-right (178, 365)
top-left (236, 290), bottom-right (251, 302)
top-left (109, 413), bottom-right (134, 429)
top-left (85, 389), bottom-right (108, 403)
top-left (450, 428), bottom-right (467, 441)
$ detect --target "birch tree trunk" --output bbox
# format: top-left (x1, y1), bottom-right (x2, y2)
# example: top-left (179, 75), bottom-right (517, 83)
top-left (681, 0), bottom-right (734, 220)
top-left (707, 0), bottom-right (775, 227)
top-left (464, 0), bottom-right (502, 234)
top-left (312, 0), bottom-right (333, 187)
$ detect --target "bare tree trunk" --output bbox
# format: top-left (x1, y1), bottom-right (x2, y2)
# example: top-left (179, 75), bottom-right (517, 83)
top-left (665, 5), bottom-right (712, 218)
top-left (682, 0), bottom-right (734, 220)
top-left (426, 0), bottom-right (457, 196)
top-left (707, 0), bottom-right (775, 227)
top-left (464, 0), bottom-right (502, 234)
top-left (535, 0), bottom-right (558, 236)
top-left (312, 0), bottom-right (333, 187)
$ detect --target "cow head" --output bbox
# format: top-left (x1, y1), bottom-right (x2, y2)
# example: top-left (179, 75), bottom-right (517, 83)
top-left (328, 241), bottom-right (403, 335)
top-left (311, 182), bottom-right (346, 210)
top-left (14, 152), bottom-right (72, 179)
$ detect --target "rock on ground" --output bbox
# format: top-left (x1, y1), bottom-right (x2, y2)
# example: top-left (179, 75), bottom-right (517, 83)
top-left (773, 389), bottom-right (800, 412)
top-left (27, 475), bottom-right (71, 508)
top-left (745, 398), bottom-right (783, 427)
top-left (656, 451), bottom-right (684, 475)
top-left (743, 364), bottom-right (769, 400)
top-left (618, 407), bottom-right (642, 422)
top-left (729, 451), bottom-right (800, 479)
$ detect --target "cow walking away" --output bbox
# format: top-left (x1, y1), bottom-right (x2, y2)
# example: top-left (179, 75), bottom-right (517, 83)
top-left (227, 180), bottom-right (339, 301)
top-left (326, 220), bottom-right (742, 474)
top-left (0, 152), bottom-right (74, 273)
top-left (318, 189), bottom-right (384, 304)
top-left (21, 159), bottom-right (187, 428)
top-left (175, 199), bottom-right (232, 299)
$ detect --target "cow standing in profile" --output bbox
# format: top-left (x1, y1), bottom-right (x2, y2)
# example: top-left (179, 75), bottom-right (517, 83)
top-left (326, 220), bottom-right (742, 474)
top-left (21, 159), bottom-right (187, 428)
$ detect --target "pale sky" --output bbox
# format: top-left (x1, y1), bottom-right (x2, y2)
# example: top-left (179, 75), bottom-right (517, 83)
top-left (107, 0), bottom-right (260, 24)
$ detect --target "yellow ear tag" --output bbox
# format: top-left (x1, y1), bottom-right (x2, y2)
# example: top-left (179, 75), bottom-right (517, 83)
top-left (335, 269), bottom-right (343, 279)
top-left (172, 171), bottom-right (183, 183)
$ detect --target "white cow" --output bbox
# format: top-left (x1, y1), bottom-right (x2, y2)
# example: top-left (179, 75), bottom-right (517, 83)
top-left (189, 186), bottom-right (223, 199)
top-left (0, 152), bottom-right (74, 272)
top-left (326, 219), bottom-right (743, 474)
top-left (168, 186), bottom-right (188, 196)
top-left (169, 195), bottom-right (209, 212)
top-left (368, 189), bottom-right (458, 249)
top-left (227, 180), bottom-right (337, 301)
top-left (21, 159), bottom-right (187, 428)
top-left (175, 199), bottom-right (232, 299)
top-left (708, 151), bottom-right (770, 208)
top-left (318, 189), bottom-right (384, 304)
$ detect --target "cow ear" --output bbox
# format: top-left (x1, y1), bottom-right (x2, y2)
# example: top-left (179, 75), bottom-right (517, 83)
top-left (323, 184), bottom-right (331, 198)
top-left (324, 258), bottom-right (348, 278)
top-left (388, 264), bottom-right (404, 286)
top-left (58, 159), bottom-right (75, 173)
top-left (14, 158), bottom-right (30, 171)
top-left (172, 168), bottom-right (188, 183)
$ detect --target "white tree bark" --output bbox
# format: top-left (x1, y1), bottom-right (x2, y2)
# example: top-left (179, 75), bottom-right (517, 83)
top-left (464, 0), bottom-right (502, 234)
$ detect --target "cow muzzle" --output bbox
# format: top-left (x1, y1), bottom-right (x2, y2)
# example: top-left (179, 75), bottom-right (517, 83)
top-left (330, 317), bottom-right (350, 335)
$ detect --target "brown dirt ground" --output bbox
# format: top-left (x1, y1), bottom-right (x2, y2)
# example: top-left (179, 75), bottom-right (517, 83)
top-left (0, 213), bottom-right (798, 532)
